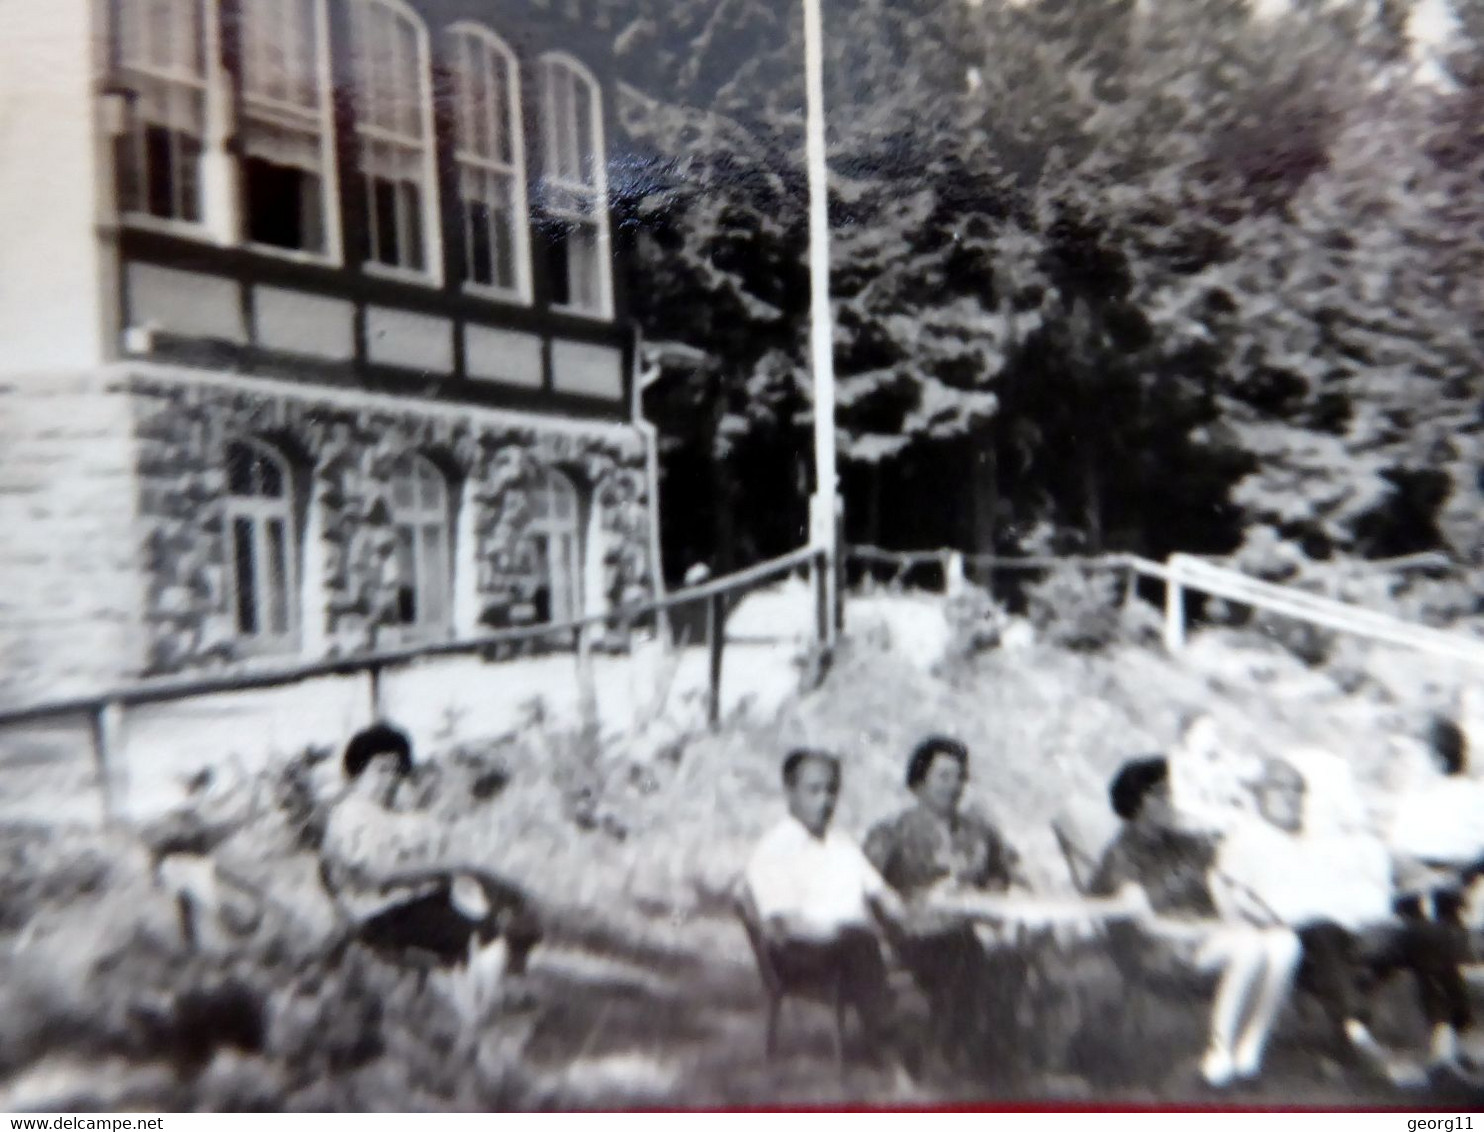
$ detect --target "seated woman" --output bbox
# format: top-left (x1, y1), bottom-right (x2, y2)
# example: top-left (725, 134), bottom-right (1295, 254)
top-left (1089, 755), bottom-right (1304, 1089)
top-left (863, 736), bottom-right (1027, 1062)
top-left (320, 723), bottom-right (542, 987)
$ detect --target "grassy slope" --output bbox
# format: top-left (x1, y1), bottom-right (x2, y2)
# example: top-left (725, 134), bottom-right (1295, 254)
top-left (1, 609), bottom-right (1478, 1109)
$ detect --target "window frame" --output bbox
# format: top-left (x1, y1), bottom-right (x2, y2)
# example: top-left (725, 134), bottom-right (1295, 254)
top-left (236, 0), bottom-right (342, 265)
top-left (222, 437), bottom-right (300, 655)
top-left (537, 52), bottom-right (612, 320)
top-left (347, 0), bottom-right (443, 286)
top-left (387, 453), bottom-right (455, 639)
top-left (445, 22), bottom-right (533, 306)
top-left (112, 0), bottom-right (219, 237)
top-left (524, 468), bottom-right (583, 627)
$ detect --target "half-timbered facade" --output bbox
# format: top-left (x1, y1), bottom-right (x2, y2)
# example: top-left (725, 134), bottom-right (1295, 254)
top-left (0, 0), bottom-right (656, 709)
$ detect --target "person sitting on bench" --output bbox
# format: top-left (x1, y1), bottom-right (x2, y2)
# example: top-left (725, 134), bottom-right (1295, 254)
top-left (1089, 755), bottom-right (1304, 1088)
top-left (864, 735), bottom-right (1028, 1061)
top-left (321, 723), bottom-right (541, 986)
top-left (1382, 715), bottom-right (1484, 1079)
top-left (1213, 757), bottom-right (1400, 1082)
top-left (744, 748), bottom-right (911, 1069)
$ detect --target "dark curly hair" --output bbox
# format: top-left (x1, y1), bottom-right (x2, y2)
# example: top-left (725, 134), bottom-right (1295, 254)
top-left (343, 722), bottom-right (414, 782)
top-left (1109, 756), bottom-right (1170, 822)
top-left (1430, 716), bottom-right (1467, 778)
top-left (906, 735), bottom-right (969, 790)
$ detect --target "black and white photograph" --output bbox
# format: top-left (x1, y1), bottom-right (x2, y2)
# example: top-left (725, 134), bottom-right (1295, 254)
top-left (1, 0), bottom-right (1483, 1112)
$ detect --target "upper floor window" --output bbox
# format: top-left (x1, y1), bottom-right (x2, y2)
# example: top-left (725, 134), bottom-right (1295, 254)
top-left (238, 0), bottom-right (338, 258)
top-left (538, 54), bottom-right (611, 317)
top-left (224, 438), bottom-right (298, 650)
top-left (447, 25), bottom-right (530, 301)
top-left (114, 0), bottom-right (210, 225)
top-left (348, 0), bottom-right (439, 278)
top-left (389, 455), bottom-right (453, 633)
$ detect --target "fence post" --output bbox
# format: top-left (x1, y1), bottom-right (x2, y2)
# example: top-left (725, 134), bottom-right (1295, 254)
top-left (1163, 562), bottom-right (1186, 653)
top-left (367, 664), bottom-right (384, 722)
top-left (944, 551), bottom-right (965, 597)
top-left (813, 550), bottom-right (831, 646)
top-left (91, 698), bottom-right (126, 824)
top-left (707, 591), bottom-right (726, 730)
top-left (576, 621), bottom-right (600, 732)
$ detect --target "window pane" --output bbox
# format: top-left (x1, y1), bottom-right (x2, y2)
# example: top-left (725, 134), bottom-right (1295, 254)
top-left (552, 67), bottom-right (572, 180)
top-left (547, 225), bottom-right (572, 307)
top-left (147, 0), bottom-right (174, 72)
top-left (259, 452), bottom-right (284, 498)
top-left (266, 518), bottom-right (290, 634)
top-left (177, 130), bottom-right (203, 222)
top-left (420, 521), bottom-right (446, 625)
top-left (116, 134), bottom-right (142, 214)
top-left (418, 464), bottom-right (443, 509)
top-left (467, 197), bottom-right (493, 286)
top-left (233, 516), bottom-right (259, 634)
top-left (492, 198), bottom-right (515, 290)
top-left (299, 171), bottom-right (325, 253)
top-left (295, 0), bottom-right (319, 106)
top-left (401, 179), bottom-right (424, 271)
top-left (226, 444), bottom-right (254, 496)
top-left (373, 176), bottom-right (399, 265)
top-left (574, 78), bottom-right (594, 186)
top-left (397, 19), bottom-right (421, 137)
top-left (394, 525), bottom-right (417, 624)
top-left (144, 124), bottom-right (176, 218)
top-left (493, 55), bottom-right (512, 166)
top-left (391, 472), bottom-right (414, 510)
top-left (469, 44), bottom-right (490, 158)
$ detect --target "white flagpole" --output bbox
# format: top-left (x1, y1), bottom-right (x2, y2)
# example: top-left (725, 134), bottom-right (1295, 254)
top-left (803, 0), bottom-right (840, 641)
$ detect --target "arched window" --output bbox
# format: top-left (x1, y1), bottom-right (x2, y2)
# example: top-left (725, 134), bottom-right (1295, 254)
top-left (447, 24), bottom-right (530, 301)
top-left (538, 54), bottom-right (610, 316)
top-left (389, 455), bottom-right (453, 632)
top-left (525, 469), bottom-right (582, 625)
top-left (224, 438), bottom-right (298, 647)
top-left (114, 0), bottom-right (211, 225)
top-left (238, 0), bottom-right (337, 257)
top-left (348, 0), bottom-right (439, 277)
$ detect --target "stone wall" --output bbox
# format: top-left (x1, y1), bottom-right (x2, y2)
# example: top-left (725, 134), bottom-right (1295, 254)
top-left (0, 372), bottom-right (147, 711)
top-left (122, 371), bottom-right (655, 676)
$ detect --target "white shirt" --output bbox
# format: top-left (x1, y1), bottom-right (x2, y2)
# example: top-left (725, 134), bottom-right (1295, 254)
top-left (321, 792), bottom-right (451, 919)
top-left (1214, 819), bottom-right (1393, 931)
top-left (745, 816), bottom-right (888, 940)
top-left (1390, 776), bottom-right (1484, 867)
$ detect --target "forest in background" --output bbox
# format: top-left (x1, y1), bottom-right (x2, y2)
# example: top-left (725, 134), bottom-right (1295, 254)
top-left (596, 0), bottom-right (1484, 605)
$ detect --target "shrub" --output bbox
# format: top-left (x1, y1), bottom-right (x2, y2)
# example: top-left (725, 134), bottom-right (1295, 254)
top-left (1024, 567), bottom-right (1123, 652)
top-left (941, 587), bottom-right (1012, 666)
top-left (1252, 611), bottom-right (1335, 667)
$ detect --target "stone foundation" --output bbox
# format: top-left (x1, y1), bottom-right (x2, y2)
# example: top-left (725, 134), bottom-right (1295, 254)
top-left (0, 365), bottom-right (656, 707)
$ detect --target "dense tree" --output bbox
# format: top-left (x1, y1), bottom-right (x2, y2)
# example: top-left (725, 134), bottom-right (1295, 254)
top-left (610, 0), bottom-right (1484, 583)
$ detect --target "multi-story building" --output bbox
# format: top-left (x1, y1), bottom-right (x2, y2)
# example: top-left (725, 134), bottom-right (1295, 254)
top-left (0, 0), bottom-right (660, 711)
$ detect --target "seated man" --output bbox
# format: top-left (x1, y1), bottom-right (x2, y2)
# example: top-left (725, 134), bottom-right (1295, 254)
top-left (321, 724), bottom-right (542, 987)
top-left (744, 748), bottom-right (907, 1062)
top-left (863, 736), bottom-right (1027, 1061)
top-left (1381, 715), bottom-right (1484, 1077)
top-left (1090, 755), bottom-right (1304, 1089)
top-left (1214, 757), bottom-right (1401, 1081)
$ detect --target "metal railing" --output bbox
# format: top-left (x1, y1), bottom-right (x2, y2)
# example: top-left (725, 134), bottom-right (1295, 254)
top-left (0, 545), bottom-right (830, 820)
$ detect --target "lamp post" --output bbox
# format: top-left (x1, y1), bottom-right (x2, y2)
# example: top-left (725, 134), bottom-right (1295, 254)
top-left (803, 0), bottom-right (841, 642)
